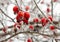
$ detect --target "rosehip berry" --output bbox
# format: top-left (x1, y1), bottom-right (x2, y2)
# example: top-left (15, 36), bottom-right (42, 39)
top-left (29, 25), bottom-right (34, 30)
top-left (17, 11), bottom-right (24, 17)
top-left (24, 12), bottom-right (30, 20)
top-left (23, 19), bottom-right (28, 24)
top-left (46, 8), bottom-right (50, 13)
top-left (41, 17), bottom-right (47, 26)
top-left (49, 25), bottom-right (55, 30)
top-left (27, 38), bottom-right (32, 42)
top-left (33, 18), bottom-right (39, 23)
top-left (48, 16), bottom-right (53, 21)
top-left (25, 6), bottom-right (30, 11)
top-left (13, 6), bottom-right (19, 13)
top-left (16, 11), bottom-right (24, 22)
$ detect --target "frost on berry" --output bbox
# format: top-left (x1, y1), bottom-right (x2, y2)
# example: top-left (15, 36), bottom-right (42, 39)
top-left (25, 6), bottom-right (30, 11)
top-left (29, 25), bottom-right (34, 30)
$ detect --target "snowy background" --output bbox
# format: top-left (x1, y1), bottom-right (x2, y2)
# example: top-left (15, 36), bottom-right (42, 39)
top-left (0, 0), bottom-right (60, 42)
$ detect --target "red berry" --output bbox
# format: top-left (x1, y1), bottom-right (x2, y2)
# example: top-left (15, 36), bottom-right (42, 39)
top-left (46, 8), bottom-right (50, 13)
top-left (23, 19), bottom-right (28, 24)
top-left (33, 18), bottom-right (39, 23)
top-left (41, 18), bottom-right (46, 23)
top-left (13, 6), bottom-right (19, 13)
top-left (24, 12), bottom-right (30, 20)
top-left (27, 38), bottom-right (32, 42)
top-left (2, 28), bottom-right (6, 33)
top-left (50, 25), bottom-right (55, 30)
top-left (29, 25), bottom-right (34, 30)
top-left (48, 16), bottom-right (53, 21)
top-left (41, 17), bottom-right (47, 26)
top-left (25, 6), bottom-right (30, 11)
top-left (53, 0), bottom-right (58, 2)
top-left (17, 11), bottom-right (24, 17)
top-left (16, 11), bottom-right (24, 21)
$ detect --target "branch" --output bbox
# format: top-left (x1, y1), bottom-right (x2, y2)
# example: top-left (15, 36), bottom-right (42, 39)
top-left (0, 8), bottom-right (15, 23)
top-left (0, 21), bottom-right (60, 31)
top-left (0, 20), bottom-right (5, 27)
top-left (51, 0), bottom-right (53, 17)
top-left (15, 0), bottom-right (22, 11)
top-left (33, 0), bottom-right (46, 17)
top-left (0, 25), bottom-right (13, 30)
top-left (0, 31), bottom-right (54, 42)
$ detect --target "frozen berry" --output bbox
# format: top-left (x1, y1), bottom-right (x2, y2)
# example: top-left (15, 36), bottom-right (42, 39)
top-left (24, 12), bottom-right (30, 20)
top-left (13, 6), bottom-right (19, 13)
top-left (25, 6), bottom-right (30, 11)
top-left (33, 18), bottom-right (39, 23)
top-left (29, 25), bottom-right (34, 30)
top-left (49, 25), bottom-right (55, 30)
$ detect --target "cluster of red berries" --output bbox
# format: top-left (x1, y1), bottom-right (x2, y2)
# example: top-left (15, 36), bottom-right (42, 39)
top-left (28, 16), bottom-right (55, 30)
top-left (13, 6), bottom-right (30, 24)
top-left (2, 5), bottom-right (54, 33)
top-left (32, 16), bottom-right (55, 30)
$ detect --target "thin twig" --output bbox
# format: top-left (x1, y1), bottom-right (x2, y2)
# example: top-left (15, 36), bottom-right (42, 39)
top-left (15, 0), bottom-right (22, 11)
top-left (0, 20), bottom-right (5, 27)
top-left (51, 0), bottom-right (53, 17)
top-left (0, 8), bottom-right (15, 23)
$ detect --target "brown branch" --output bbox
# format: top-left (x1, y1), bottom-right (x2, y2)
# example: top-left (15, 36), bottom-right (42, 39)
top-left (33, 0), bottom-right (46, 17)
top-left (0, 25), bottom-right (13, 30)
top-left (0, 21), bottom-right (60, 31)
top-left (15, 0), bottom-right (22, 11)
top-left (0, 31), bottom-right (54, 42)
top-left (32, 0), bottom-right (41, 11)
